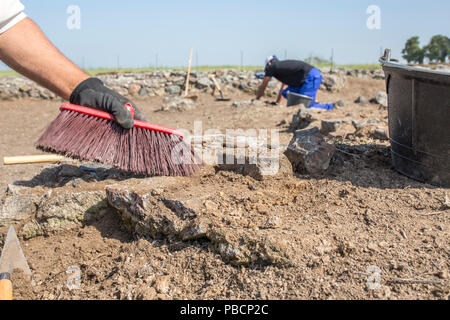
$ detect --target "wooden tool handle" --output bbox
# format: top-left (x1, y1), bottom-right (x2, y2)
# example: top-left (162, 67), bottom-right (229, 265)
top-left (208, 74), bottom-right (222, 91)
top-left (0, 273), bottom-right (13, 300)
top-left (3, 155), bottom-right (64, 165)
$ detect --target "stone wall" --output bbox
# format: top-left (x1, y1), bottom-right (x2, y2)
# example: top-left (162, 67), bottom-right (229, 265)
top-left (0, 68), bottom-right (385, 101)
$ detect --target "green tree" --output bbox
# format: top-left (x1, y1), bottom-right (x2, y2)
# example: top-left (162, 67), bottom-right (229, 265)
top-left (402, 36), bottom-right (425, 64)
top-left (425, 35), bottom-right (450, 63)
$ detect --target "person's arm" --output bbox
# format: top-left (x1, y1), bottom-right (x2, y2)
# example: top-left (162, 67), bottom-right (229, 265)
top-left (255, 76), bottom-right (271, 100)
top-left (0, 18), bottom-right (147, 128)
top-left (0, 18), bottom-right (89, 100)
top-left (275, 83), bottom-right (288, 104)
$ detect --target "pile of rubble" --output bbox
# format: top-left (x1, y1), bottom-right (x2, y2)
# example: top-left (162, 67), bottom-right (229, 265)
top-left (0, 114), bottom-right (343, 267)
top-left (0, 68), bottom-right (384, 101)
top-left (0, 67), bottom-right (392, 268)
top-left (0, 101), bottom-right (390, 261)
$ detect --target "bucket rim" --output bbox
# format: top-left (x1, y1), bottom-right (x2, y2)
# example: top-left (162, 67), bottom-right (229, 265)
top-left (286, 92), bottom-right (313, 100)
top-left (379, 59), bottom-right (450, 77)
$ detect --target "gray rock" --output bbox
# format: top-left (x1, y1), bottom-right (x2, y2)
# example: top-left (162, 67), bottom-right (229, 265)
top-left (355, 96), bottom-right (368, 104)
top-left (106, 180), bottom-right (192, 238)
top-left (58, 165), bottom-right (82, 178)
top-left (263, 216), bottom-right (282, 229)
top-left (195, 77), bottom-right (213, 89)
top-left (161, 96), bottom-right (195, 112)
top-left (106, 180), bottom-right (295, 266)
top-left (371, 91), bottom-right (388, 107)
top-left (336, 100), bottom-right (345, 108)
top-left (79, 163), bottom-right (112, 172)
top-left (321, 120), bottom-right (343, 134)
top-left (352, 118), bottom-right (380, 130)
top-left (29, 89), bottom-right (41, 99)
top-left (372, 69), bottom-right (385, 80)
top-left (2, 187), bottom-right (107, 239)
top-left (216, 149), bottom-right (293, 181)
top-left (165, 85), bottom-right (181, 95)
top-left (170, 71), bottom-right (186, 77)
top-left (0, 194), bottom-right (38, 227)
top-left (232, 100), bottom-right (262, 108)
top-left (18, 85), bottom-right (32, 93)
top-left (238, 82), bottom-right (248, 90)
top-left (128, 84), bottom-right (141, 95)
top-left (0, 69), bottom-right (383, 102)
top-left (284, 127), bottom-right (336, 174)
top-left (346, 70), bottom-right (358, 77)
top-left (289, 106), bottom-right (320, 131)
top-left (172, 76), bottom-right (187, 87)
top-left (39, 89), bottom-right (56, 100)
top-left (2, 180), bottom-right (104, 234)
top-left (138, 87), bottom-right (149, 96)
top-left (180, 221), bottom-right (209, 241)
top-left (321, 75), bottom-right (347, 92)
top-left (267, 81), bottom-right (277, 89)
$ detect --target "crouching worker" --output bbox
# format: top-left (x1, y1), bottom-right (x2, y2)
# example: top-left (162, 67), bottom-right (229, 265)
top-left (256, 56), bottom-right (335, 110)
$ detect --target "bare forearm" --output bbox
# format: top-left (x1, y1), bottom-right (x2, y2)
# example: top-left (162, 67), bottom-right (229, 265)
top-left (276, 84), bottom-right (288, 103)
top-left (256, 77), bottom-right (270, 100)
top-left (0, 18), bottom-right (89, 100)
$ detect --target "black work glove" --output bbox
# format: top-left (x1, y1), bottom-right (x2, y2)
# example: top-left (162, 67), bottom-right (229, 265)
top-left (70, 77), bottom-right (148, 129)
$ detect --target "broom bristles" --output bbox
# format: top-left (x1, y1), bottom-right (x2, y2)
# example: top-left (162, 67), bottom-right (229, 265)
top-left (36, 110), bottom-right (201, 176)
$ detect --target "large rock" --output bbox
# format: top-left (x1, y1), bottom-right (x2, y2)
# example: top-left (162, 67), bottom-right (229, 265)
top-left (355, 124), bottom-right (390, 141)
top-left (0, 68), bottom-right (385, 101)
top-left (289, 106), bottom-right (321, 131)
top-left (35, 191), bottom-right (107, 235)
top-left (195, 77), bottom-right (213, 89)
top-left (160, 96), bottom-right (195, 112)
top-left (128, 84), bottom-right (141, 96)
top-left (0, 183), bottom-right (107, 239)
top-left (354, 96), bottom-right (368, 105)
top-left (321, 74), bottom-right (347, 92)
top-left (321, 119), bottom-right (343, 135)
top-left (284, 127), bottom-right (336, 174)
top-left (106, 178), bottom-right (296, 266)
top-left (215, 148), bottom-right (292, 181)
top-left (165, 85), bottom-right (181, 95)
top-left (0, 192), bottom-right (39, 226)
top-left (372, 69), bottom-right (385, 80)
top-left (352, 118), bottom-right (380, 130)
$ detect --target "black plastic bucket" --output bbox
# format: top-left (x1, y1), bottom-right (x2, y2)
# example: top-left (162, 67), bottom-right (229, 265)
top-left (287, 92), bottom-right (313, 107)
top-left (380, 59), bottom-right (450, 187)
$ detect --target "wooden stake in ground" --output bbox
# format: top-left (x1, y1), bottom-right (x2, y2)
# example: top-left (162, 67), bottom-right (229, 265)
top-left (184, 46), bottom-right (194, 97)
top-left (208, 74), bottom-right (230, 101)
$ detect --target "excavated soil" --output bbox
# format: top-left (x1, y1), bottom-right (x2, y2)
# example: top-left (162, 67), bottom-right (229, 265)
top-left (0, 77), bottom-right (448, 300)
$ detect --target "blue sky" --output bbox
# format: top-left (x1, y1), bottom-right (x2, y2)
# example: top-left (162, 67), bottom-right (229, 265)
top-left (1, 0), bottom-right (449, 69)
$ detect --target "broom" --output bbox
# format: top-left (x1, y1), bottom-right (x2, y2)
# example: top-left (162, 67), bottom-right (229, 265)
top-left (36, 103), bottom-right (201, 176)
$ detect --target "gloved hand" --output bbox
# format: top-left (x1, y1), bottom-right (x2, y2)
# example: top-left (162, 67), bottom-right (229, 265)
top-left (70, 78), bottom-right (148, 129)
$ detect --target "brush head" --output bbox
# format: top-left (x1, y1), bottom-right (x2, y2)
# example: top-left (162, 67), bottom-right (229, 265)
top-left (36, 104), bottom-right (201, 176)
top-left (60, 103), bottom-right (185, 137)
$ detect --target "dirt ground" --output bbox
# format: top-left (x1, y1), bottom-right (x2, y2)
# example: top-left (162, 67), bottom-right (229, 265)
top-left (0, 77), bottom-right (448, 300)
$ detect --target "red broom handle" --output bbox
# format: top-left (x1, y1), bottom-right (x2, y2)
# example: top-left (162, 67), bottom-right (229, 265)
top-left (60, 103), bottom-right (184, 138)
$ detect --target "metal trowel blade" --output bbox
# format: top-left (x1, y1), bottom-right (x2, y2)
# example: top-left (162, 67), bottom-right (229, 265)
top-left (0, 226), bottom-right (32, 276)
